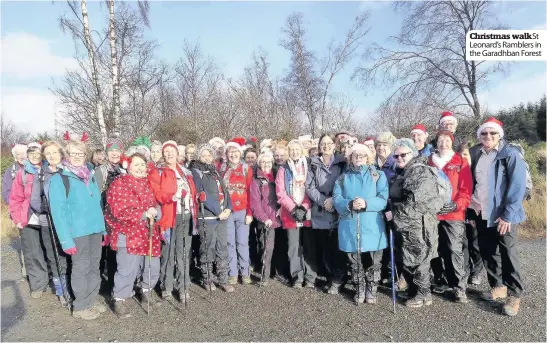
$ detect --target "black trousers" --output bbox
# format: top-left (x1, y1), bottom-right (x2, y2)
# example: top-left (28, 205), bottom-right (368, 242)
top-left (302, 229), bottom-right (346, 285)
top-left (347, 250), bottom-right (382, 285)
top-left (464, 222), bottom-right (484, 277)
top-left (476, 219), bottom-right (523, 297)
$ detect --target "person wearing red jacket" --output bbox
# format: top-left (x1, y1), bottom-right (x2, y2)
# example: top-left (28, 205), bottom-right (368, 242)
top-left (427, 130), bottom-right (472, 304)
top-left (148, 140), bottom-right (199, 302)
top-left (105, 153), bottom-right (161, 318)
top-left (220, 137), bottom-right (254, 285)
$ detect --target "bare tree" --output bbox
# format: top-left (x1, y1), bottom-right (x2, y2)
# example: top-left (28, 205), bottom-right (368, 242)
top-left (0, 116), bottom-right (32, 156)
top-left (353, 1), bottom-right (507, 118)
top-left (108, 0), bottom-right (121, 136)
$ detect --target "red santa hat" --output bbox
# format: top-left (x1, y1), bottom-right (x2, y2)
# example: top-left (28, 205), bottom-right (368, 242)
top-left (224, 136), bottom-right (246, 154)
top-left (362, 136), bottom-right (375, 145)
top-left (439, 111), bottom-right (457, 126)
top-left (477, 117), bottom-right (504, 139)
top-left (162, 140), bottom-right (178, 153)
top-left (410, 124), bottom-right (428, 137)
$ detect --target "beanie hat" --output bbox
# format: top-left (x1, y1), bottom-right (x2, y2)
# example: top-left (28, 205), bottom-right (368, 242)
top-left (196, 143), bottom-right (216, 162)
top-left (362, 136), bottom-right (375, 145)
top-left (225, 137), bottom-right (246, 154)
top-left (260, 139), bottom-right (273, 150)
top-left (392, 138), bottom-right (419, 157)
top-left (345, 143), bottom-right (372, 160)
top-left (209, 137), bottom-right (225, 147)
top-left (410, 124), bottom-right (428, 137)
top-left (439, 111), bottom-right (457, 126)
top-left (11, 144), bottom-right (28, 157)
top-left (436, 130), bottom-right (455, 143)
top-left (106, 137), bottom-right (123, 152)
top-left (477, 117), bottom-right (504, 139)
top-left (375, 131), bottom-right (396, 145)
top-left (162, 140), bottom-right (178, 153)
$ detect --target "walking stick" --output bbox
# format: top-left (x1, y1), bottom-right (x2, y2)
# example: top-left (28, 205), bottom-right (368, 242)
top-left (147, 217), bottom-right (155, 315)
top-left (389, 228), bottom-right (396, 314)
top-left (181, 210), bottom-right (188, 308)
top-left (260, 223), bottom-right (269, 286)
top-left (199, 199), bottom-right (212, 297)
top-left (356, 209), bottom-right (361, 306)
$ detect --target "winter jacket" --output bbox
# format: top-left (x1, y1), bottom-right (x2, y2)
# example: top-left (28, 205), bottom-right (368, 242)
top-left (275, 164), bottom-right (311, 229)
top-left (427, 152), bottom-right (473, 221)
top-left (48, 167), bottom-right (106, 250)
top-left (469, 140), bottom-right (527, 227)
top-left (249, 168), bottom-right (281, 229)
top-left (8, 162), bottom-right (40, 227)
top-left (2, 163), bottom-right (23, 204)
top-left (220, 162), bottom-right (253, 215)
top-left (95, 163), bottom-right (125, 208)
top-left (333, 165), bottom-right (388, 253)
top-left (105, 174), bottom-right (162, 257)
top-left (418, 143), bottom-right (434, 158)
top-left (190, 161), bottom-right (232, 224)
top-left (305, 154), bottom-right (346, 229)
top-left (376, 155), bottom-right (396, 183)
top-left (148, 163), bottom-right (199, 233)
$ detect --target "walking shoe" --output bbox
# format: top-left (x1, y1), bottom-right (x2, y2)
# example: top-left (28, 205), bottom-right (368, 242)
top-left (177, 291), bottom-right (191, 303)
top-left (469, 274), bottom-right (482, 285)
top-left (365, 283), bottom-right (378, 304)
top-left (228, 276), bottom-right (238, 285)
top-left (405, 293), bottom-right (433, 308)
top-left (354, 285), bottom-right (365, 304)
top-left (304, 281), bottom-right (315, 289)
top-left (141, 291), bottom-right (162, 307)
top-left (454, 289), bottom-right (469, 304)
top-left (219, 284), bottom-right (235, 293)
top-left (481, 286), bottom-right (508, 301)
top-left (73, 307), bottom-right (101, 320)
top-left (30, 290), bottom-right (44, 299)
top-left (327, 284), bottom-right (340, 295)
top-left (92, 301), bottom-right (108, 313)
top-left (241, 276), bottom-right (252, 285)
top-left (202, 281), bottom-right (217, 291)
top-left (112, 299), bottom-right (131, 319)
top-left (161, 290), bottom-right (173, 300)
top-left (293, 278), bottom-right (304, 289)
top-left (502, 296), bottom-right (520, 316)
top-left (432, 284), bottom-right (452, 294)
top-left (397, 277), bottom-right (408, 292)
top-left (258, 280), bottom-right (269, 287)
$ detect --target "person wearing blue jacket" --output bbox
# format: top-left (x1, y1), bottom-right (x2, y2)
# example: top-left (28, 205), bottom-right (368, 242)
top-left (305, 134), bottom-right (347, 294)
top-left (48, 140), bottom-right (106, 321)
top-left (468, 117), bottom-right (527, 317)
top-left (333, 143), bottom-right (388, 305)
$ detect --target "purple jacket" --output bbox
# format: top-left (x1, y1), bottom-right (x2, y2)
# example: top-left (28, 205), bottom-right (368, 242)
top-left (2, 163), bottom-right (23, 204)
top-left (249, 169), bottom-right (281, 229)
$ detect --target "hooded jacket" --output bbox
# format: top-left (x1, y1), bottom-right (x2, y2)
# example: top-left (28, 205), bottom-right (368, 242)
top-left (249, 168), bottom-right (281, 229)
top-left (8, 161), bottom-right (40, 227)
top-left (275, 162), bottom-right (311, 229)
top-left (190, 160), bottom-right (232, 224)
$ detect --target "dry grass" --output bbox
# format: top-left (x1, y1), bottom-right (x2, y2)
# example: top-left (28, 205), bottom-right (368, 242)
top-left (1, 201), bottom-right (18, 239)
top-left (521, 178), bottom-right (547, 239)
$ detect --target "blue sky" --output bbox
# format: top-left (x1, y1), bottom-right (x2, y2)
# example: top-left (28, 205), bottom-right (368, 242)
top-left (1, 0), bottom-right (546, 134)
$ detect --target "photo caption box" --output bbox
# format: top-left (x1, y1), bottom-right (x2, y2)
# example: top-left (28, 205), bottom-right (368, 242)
top-left (466, 30), bottom-right (547, 61)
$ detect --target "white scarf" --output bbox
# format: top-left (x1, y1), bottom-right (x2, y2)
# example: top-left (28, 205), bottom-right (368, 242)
top-left (431, 150), bottom-right (455, 170)
top-left (287, 157), bottom-right (307, 205)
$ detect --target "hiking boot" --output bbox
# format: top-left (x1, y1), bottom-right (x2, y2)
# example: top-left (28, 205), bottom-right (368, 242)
top-left (161, 290), bottom-right (173, 300)
top-left (327, 284), bottom-right (340, 295)
top-left (469, 274), bottom-right (482, 285)
top-left (397, 277), bottom-right (408, 292)
top-left (481, 286), bottom-right (508, 301)
top-left (503, 296), bottom-right (520, 316)
top-left (219, 284), bottom-right (235, 293)
top-left (365, 283), bottom-right (378, 304)
top-left (405, 293), bottom-right (433, 308)
top-left (202, 281), bottom-right (217, 291)
top-left (304, 281), bottom-right (315, 289)
top-left (432, 284), bottom-right (452, 294)
top-left (112, 300), bottom-right (131, 319)
top-left (293, 278), bottom-right (304, 289)
top-left (30, 290), bottom-right (44, 299)
top-left (454, 289), bottom-right (469, 304)
top-left (140, 291), bottom-right (162, 307)
top-left (92, 301), bottom-right (108, 313)
top-left (354, 285), bottom-right (365, 304)
top-left (241, 276), bottom-right (252, 285)
top-left (228, 276), bottom-right (238, 285)
top-left (73, 307), bottom-right (101, 320)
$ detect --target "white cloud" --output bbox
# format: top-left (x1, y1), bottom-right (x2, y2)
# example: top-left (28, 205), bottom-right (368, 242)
top-left (482, 72), bottom-right (546, 113)
top-left (1, 32), bottom-right (77, 79)
top-left (1, 88), bottom-right (59, 134)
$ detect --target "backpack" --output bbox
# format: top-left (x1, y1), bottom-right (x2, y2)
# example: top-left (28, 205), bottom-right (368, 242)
top-left (410, 163), bottom-right (453, 211)
top-left (505, 142), bottom-right (533, 201)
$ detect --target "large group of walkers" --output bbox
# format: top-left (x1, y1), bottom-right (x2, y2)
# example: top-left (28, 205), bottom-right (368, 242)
top-left (3, 111), bottom-right (529, 321)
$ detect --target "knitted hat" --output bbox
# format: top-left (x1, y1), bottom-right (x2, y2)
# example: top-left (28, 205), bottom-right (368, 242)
top-left (375, 131), bottom-right (396, 145)
top-left (439, 111), bottom-right (457, 126)
top-left (225, 137), bottom-right (246, 154)
top-left (260, 139), bottom-right (273, 150)
top-left (11, 144), bottom-right (28, 157)
top-left (196, 143), bottom-right (216, 162)
top-left (410, 124), bottom-right (428, 137)
top-left (392, 138), bottom-right (419, 157)
top-left (477, 117), bottom-right (504, 139)
top-left (162, 140), bottom-right (178, 153)
top-left (209, 137), bottom-right (225, 147)
top-left (345, 143), bottom-right (372, 160)
top-left (362, 136), bottom-right (375, 145)
top-left (436, 130), bottom-right (455, 143)
top-left (105, 137), bottom-right (123, 152)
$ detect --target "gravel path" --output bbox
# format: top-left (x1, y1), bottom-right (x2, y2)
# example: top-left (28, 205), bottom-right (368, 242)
top-left (1, 238), bottom-right (545, 342)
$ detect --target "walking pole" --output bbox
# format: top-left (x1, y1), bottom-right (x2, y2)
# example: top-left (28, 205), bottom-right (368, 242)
top-left (260, 224), bottom-right (269, 286)
top-left (355, 205), bottom-right (361, 306)
top-left (147, 217), bottom-right (154, 316)
top-left (389, 228), bottom-right (396, 314)
top-left (198, 196), bottom-right (212, 297)
top-left (182, 210), bottom-right (188, 308)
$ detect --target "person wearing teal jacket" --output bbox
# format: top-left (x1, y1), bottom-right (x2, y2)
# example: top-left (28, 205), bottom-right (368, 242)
top-left (333, 143), bottom-right (388, 305)
top-left (48, 140), bottom-right (106, 321)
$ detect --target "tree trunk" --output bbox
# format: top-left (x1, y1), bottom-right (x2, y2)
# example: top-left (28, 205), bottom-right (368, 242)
top-left (81, 0), bottom-right (107, 146)
top-left (109, 0), bottom-right (120, 137)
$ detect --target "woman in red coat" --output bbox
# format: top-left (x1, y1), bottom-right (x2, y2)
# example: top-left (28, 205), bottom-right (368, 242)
top-left (105, 153), bottom-right (160, 318)
top-left (427, 130), bottom-right (473, 304)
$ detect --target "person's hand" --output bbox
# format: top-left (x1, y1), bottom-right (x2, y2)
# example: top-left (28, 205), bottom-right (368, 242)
top-left (495, 218), bottom-right (511, 235)
top-left (16, 222), bottom-right (23, 229)
top-left (264, 219), bottom-right (273, 229)
top-left (146, 207), bottom-right (157, 219)
top-left (352, 198), bottom-right (366, 210)
top-left (245, 215), bottom-right (253, 225)
top-left (102, 234), bottom-right (110, 247)
top-left (64, 246), bottom-right (77, 255)
top-left (438, 202), bottom-right (457, 215)
top-left (385, 211), bottom-right (393, 221)
top-left (324, 198), bottom-right (334, 212)
top-left (219, 209), bottom-right (231, 220)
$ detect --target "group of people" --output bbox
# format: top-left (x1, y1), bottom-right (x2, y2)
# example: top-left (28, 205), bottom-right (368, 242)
top-left (3, 111), bottom-right (528, 321)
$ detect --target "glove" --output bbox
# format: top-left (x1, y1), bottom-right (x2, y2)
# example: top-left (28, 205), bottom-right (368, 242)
top-left (102, 234), bottom-right (110, 247)
top-left (292, 206), bottom-right (307, 222)
top-left (161, 229), bottom-right (171, 243)
top-left (438, 201), bottom-right (457, 215)
top-left (64, 246), bottom-right (77, 256)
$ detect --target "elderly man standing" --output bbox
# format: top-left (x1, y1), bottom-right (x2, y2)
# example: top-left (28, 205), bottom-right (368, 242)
top-left (469, 117), bottom-right (527, 317)
top-left (410, 124), bottom-right (434, 157)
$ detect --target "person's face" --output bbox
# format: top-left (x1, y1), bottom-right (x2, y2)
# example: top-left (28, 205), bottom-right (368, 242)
top-left (210, 142), bottom-right (224, 159)
top-left (480, 128), bottom-right (501, 150)
top-left (93, 151), bottom-right (105, 165)
top-left (460, 149), bottom-right (471, 165)
top-left (163, 146), bottom-right (178, 165)
top-left (199, 149), bottom-right (214, 165)
top-left (68, 147), bottom-right (86, 167)
top-left (288, 144), bottom-right (302, 161)
top-left (186, 148), bottom-right (195, 162)
top-left (351, 151), bottom-right (368, 167)
top-left (129, 156), bottom-right (147, 178)
top-left (393, 146), bottom-right (413, 169)
top-left (151, 146), bottom-right (162, 163)
top-left (227, 147), bottom-right (242, 164)
top-left (177, 150), bottom-right (186, 163)
top-left (437, 135), bottom-right (453, 151)
top-left (319, 137), bottom-right (335, 156)
top-left (376, 143), bottom-right (391, 159)
top-left (274, 149), bottom-right (287, 165)
top-left (15, 151), bottom-right (27, 165)
top-left (411, 132), bottom-right (426, 150)
top-left (107, 149), bottom-right (121, 164)
top-left (259, 156), bottom-right (274, 173)
top-left (441, 120), bottom-right (457, 133)
top-left (365, 143), bottom-right (376, 158)
top-left (245, 152), bottom-right (257, 167)
top-left (27, 150), bottom-right (42, 166)
top-left (309, 148), bottom-right (319, 157)
top-left (44, 146), bottom-right (62, 166)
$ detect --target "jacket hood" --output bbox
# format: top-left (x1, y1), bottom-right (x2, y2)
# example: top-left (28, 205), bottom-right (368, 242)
top-left (23, 160), bottom-right (40, 175)
top-left (310, 153), bottom-right (345, 168)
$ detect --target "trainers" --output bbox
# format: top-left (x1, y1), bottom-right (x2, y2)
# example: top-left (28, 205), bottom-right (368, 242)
top-left (481, 286), bottom-right (508, 301)
top-left (219, 284), bottom-right (235, 293)
top-left (502, 296), bottom-right (520, 316)
top-left (327, 284), bottom-right (340, 295)
top-left (92, 301), bottom-right (108, 313)
top-left (228, 276), bottom-right (238, 285)
top-left (469, 274), bottom-right (482, 285)
top-left (112, 300), bottom-right (131, 319)
top-left (30, 290), bottom-right (44, 299)
top-left (454, 289), bottom-right (469, 304)
top-left (397, 277), bottom-right (408, 292)
top-left (241, 276), bottom-right (252, 285)
top-left (405, 293), bottom-right (433, 308)
top-left (73, 307), bottom-right (100, 320)
top-left (365, 283), bottom-right (378, 304)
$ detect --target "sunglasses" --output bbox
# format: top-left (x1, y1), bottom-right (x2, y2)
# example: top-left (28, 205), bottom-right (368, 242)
top-left (393, 153), bottom-right (410, 160)
top-left (480, 131), bottom-right (499, 136)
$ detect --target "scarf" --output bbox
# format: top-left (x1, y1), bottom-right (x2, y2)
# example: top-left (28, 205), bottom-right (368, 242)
top-left (62, 160), bottom-right (91, 184)
top-left (287, 157), bottom-right (307, 205)
top-left (223, 161), bottom-right (241, 187)
top-left (431, 151), bottom-right (455, 170)
top-left (193, 160), bottom-right (218, 174)
top-left (264, 171), bottom-right (274, 183)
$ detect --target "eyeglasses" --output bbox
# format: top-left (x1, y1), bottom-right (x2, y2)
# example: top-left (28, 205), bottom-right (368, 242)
top-left (28, 153), bottom-right (42, 158)
top-left (320, 142), bottom-right (334, 147)
top-left (480, 131), bottom-right (499, 136)
top-left (393, 153), bottom-right (410, 160)
top-left (70, 152), bottom-right (85, 158)
top-left (353, 154), bottom-right (367, 159)
top-left (259, 161), bottom-right (273, 165)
